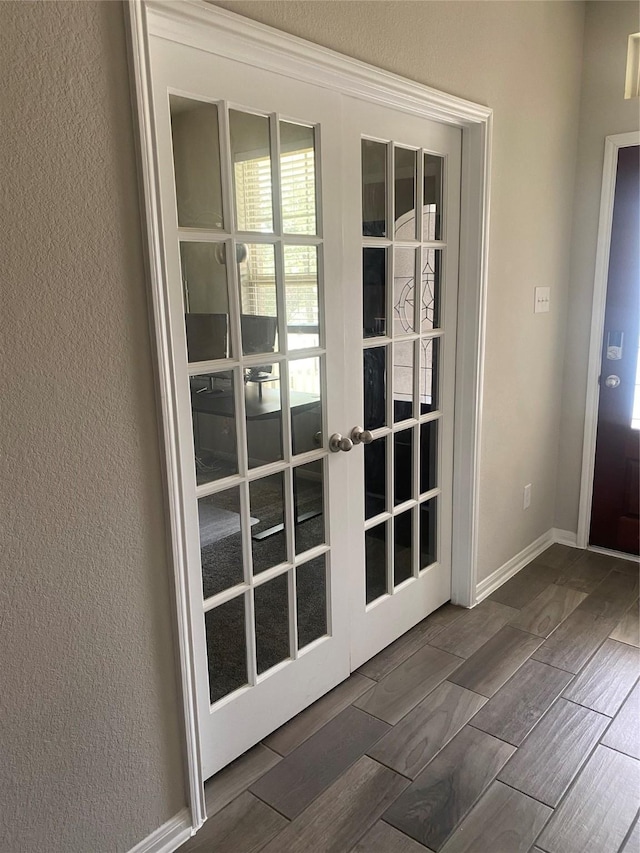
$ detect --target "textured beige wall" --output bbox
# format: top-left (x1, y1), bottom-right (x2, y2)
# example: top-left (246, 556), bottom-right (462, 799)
top-left (555, 1), bottom-right (639, 533)
top-left (212, 0), bottom-right (585, 580)
top-left (0, 3), bottom-right (185, 852)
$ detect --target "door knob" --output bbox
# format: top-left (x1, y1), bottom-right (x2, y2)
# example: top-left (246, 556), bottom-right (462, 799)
top-left (604, 375), bottom-right (621, 389)
top-left (329, 433), bottom-right (354, 453)
top-left (351, 426), bottom-right (373, 445)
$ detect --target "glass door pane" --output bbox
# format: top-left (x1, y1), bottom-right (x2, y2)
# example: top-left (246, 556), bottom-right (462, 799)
top-left (167, 99), bottom-right (335, 715)
top-left (361, 137), bottom-right (445, 599)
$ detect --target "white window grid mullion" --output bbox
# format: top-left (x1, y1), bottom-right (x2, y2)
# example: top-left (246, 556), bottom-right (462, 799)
top-left (293, 541), bottom-right (330, 567)
top-left (386, 433), bottom-right (394, 594)
top-left (271, 113), bottom-right (283, 236)
top-left (275, 240), bottom-right (288, 358)
top-left (187, 357), bottom-right (239, 376)
top-left (313, 124), bottom-right (323, 239)
top-left (364, 488), bottom-right (441, 532)
top-left (436, 248), bottom-right (447, 331)
top-left (416, 149), bottom-right (424, 243)
top-left (412, 503), bottom-right (420, 579)
top-left (282, 464), bottom-right (298, 660)
top-left (386, 259), bottom-right (395, 422)
top-left (219, 102), bottom-right (236, 233)
top-left (195, 473), bottom-right (244, 500)
top-left (441, 153), bottom-right (448, 244)
top-left (288, 566), bottom-right (298, 661)
top-left (203, 583), bottom-right (247, 613)
top-left (245, 587), bottom-right (258, 688)
top-left (416, 244), bottom-right (423, 336)
top-left (316, 243), bottom-right (326, 352)
top-left (387, 141), bottom-right (394, 240)
top-left (363, 335), bottom-right (392, 350)
top-left (280, 357), bottom-right (293, 466)
top-left (177, 230), bottom-right (230, 243)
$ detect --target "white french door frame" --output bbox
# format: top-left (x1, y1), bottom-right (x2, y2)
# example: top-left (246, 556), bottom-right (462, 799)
top-left (126, 0), bottom-right (492, 834)
top-left (576, 131), bottom-right (640, 551)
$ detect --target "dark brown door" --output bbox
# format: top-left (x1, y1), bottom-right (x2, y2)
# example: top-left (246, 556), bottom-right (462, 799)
top-left (590, 145), bottom-right (640, 555)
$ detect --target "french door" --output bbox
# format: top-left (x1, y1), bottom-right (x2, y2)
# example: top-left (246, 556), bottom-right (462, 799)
top-left (344, 100), bottom-right (461, 668)
top-left (148, 31), bottom-right (460, 779)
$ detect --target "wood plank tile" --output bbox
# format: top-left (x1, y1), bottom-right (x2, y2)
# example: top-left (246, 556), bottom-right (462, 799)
top-left (601, 682), bottom-right (640, 759)
top-left (354, 645), bottom-right (463, 725)
top-left (537, 745), bottom-right (640, 853)
top-left (469, 659), bottom-right (572, 745)
top-left (610, 602), bottom-right (640, 647)
top-left (249, 705), bottom-right (389, 819)
top-left (497, 698), bottom-right (609, 806)
top-left (352, 821), bottom-right (433, 853)
top-left (263, 673), bottom-right (375, 755)
top-left (488, 563), bottom-right (559, 609)
top-left (594, 569), bottom-right (640, 604)
top-left (439, 781), bottom-right (551, 853)
top-left (620, 818), bottom-right (640, 853)
top-left (509, 584), bottom-right (587, 637)
top-left (606, 555), bottom-right (640, 577)
top-left (204, 743), bottom-right (281, 818)
top-left (448, 626), bottom-right (543, 698)
top-left (180, 791), bottom-right (287, 853)
top-left (532, 543), bottom-right (583, 570)
top-left (563, 638), bottom-right (639, 715)
top-left (368, 681), bottom-right (487, 778)
top-left (259, 756), bottom-right (409, 853)
top-left (358, 604), bottom-right (465, 681)
top-left (384, 727), bottom-right (515, 851)
top-left (532, 588), bottom-right (632, 673)
top-left (429, 600), bottom-right (519, 659)
top-left (555, 551), bottom-right (618, 593)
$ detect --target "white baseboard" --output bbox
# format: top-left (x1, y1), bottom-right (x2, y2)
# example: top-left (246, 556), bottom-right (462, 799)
top-left (128, 809), bottom-right (192, 853)
top-left (552, 528), bottom-right (579, 547)
top-left (475, 527), bottom-right (593, 603)
top-left (475, 529), bottom-right (556, 603)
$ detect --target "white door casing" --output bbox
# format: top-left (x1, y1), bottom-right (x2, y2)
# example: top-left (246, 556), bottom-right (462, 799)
top-left (127, 0), bottom-right (492, 832)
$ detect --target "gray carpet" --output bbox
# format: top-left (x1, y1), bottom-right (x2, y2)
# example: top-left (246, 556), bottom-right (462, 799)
top-left (200, 478), bottom-right (327, 703)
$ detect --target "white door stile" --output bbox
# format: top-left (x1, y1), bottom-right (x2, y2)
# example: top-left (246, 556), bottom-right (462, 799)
top-left (128, 0), bottom-right (492, 832)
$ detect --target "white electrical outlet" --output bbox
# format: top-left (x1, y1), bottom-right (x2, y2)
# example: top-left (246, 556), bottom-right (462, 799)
top-left (523, 483), bottom-right (532, 509)
top-left (534, 287), bottom-right (550, 313)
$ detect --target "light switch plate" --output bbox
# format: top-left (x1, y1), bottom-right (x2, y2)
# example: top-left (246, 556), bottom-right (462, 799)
top-left (534, 286), bottom-right (550, 313)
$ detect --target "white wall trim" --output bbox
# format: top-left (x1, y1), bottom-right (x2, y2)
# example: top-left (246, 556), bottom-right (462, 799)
top-left (145, 1), bottom-right (492, 127)
top-left (475, 530), bottom-right (556, 603)
top-left (577, 131), bottom-right (640, 549)
top-left (127, 809), bottom-right (192, 853)
top-left (552, 528), bottom-right (579, 548)
top-left (588, 544), bottom-right (640, 563)
top-left (125, 0), bottom-right (206, 833)
top-left (126, 0), bottom-right (491, 830)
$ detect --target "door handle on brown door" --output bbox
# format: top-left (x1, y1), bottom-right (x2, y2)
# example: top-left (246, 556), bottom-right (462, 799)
top-left (350, 426), bottom-right (373, 445)
top-left (604, 375), bottom-right (621, 388)
top-left (329, 433), bottom-right (354, 452)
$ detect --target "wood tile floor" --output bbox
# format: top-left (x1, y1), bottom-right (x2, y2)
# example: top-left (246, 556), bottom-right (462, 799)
top-left (181, 545), bottom-right (640, 853)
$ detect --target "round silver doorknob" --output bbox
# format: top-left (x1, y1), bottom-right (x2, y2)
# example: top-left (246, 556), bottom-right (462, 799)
top-left (329, 433), bottom-right (354, 453)
top-left (351, 426), bottom-right (374, 445)
top-left (604, 375), bottom-right (621, 389)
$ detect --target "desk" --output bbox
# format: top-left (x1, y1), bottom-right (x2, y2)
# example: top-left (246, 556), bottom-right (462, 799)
top-left (191, 384), bottom-right (319, 420)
